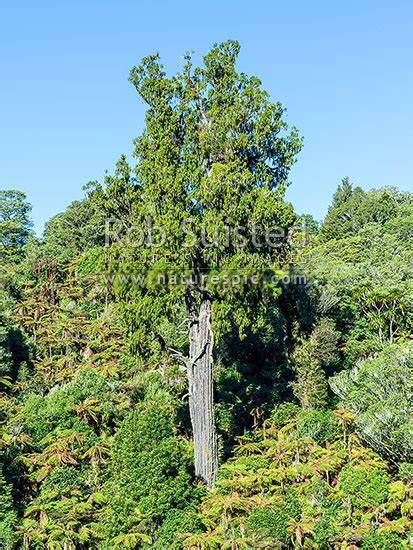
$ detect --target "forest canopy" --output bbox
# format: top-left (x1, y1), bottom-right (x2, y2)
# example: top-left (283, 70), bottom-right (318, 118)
top-left (0, 41), bottom-right (412, 549)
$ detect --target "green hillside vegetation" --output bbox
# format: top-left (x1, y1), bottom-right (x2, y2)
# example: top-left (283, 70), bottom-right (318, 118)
top-left (0, 42), bottom-right (412, 549)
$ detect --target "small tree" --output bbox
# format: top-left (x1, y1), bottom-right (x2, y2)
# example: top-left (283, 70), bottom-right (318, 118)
top-left (110, 40), bottom-right (302, 486)
top-left (0, 190), bottom-right (32, 263)
top-left (290, 318), bottom-right (339, 410)
top-left (330, 344), bottom-right (413, 462)
top-left (290, 341), bottom-right (328, 410)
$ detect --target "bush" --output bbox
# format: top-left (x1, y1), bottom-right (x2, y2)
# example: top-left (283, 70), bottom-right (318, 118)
top-left (330, 344), bottom-right (413, 462)
top-left (360, 531), bottom-right (404, 549)
top-left (20, 369), bottom-right (124, 444)
top-left (398, 462), bottom-right (413, 481)
top-left (296, 409), bottom-right (339, 444)
top-left (246, 506), bottom-right (287, 544)
top-left (246, 495), bottom-right (301, 545)
top-left (75, 246), bottom-right (105, 275)
top-left (102, 405), bottom-right (195, 539)
top-left (153, 508), bottom-right (203, 549)
top-left (271, 402), bottom-right (300, 426)
top-left (313, 504), bottom-right (340, 547)
top-left (0, 470), bottom-right (17, 550)
top-left (337, 464), bottom-right (390, 508)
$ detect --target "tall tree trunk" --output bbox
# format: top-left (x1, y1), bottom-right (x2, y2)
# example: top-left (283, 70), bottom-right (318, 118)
top-left (186, 289), bottom-right (218, 487)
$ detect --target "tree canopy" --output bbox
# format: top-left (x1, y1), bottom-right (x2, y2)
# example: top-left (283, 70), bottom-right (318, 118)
top-left (0, 41), bottom-right (412, 549)
top-left (0, 190), bottom-right (32, 263)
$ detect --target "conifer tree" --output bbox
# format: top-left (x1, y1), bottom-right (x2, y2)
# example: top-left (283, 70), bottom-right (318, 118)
top-left (0, 190), bottom-right (32, 263)
top-left (108, 40), bottom-right (302, 486)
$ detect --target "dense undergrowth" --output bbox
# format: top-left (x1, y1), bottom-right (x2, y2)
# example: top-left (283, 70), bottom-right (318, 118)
top-left (1, 41), bottom-right (412, 549)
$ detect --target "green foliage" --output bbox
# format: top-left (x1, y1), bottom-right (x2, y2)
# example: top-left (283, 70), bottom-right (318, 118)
top-left (75, 246), bottom-right (106, 275)
top-left (183, 413), bottom-right (412, 548)
top-left (214, 308), bottom-right (292, 442)
top-left (101, 405), bottom-right (195, 541)
top-left (291, 342), bottom-right (329, 409)
top-left (40, 187), bottom-right (106, 261)
top-left (301, 185), bottom-right (412, 367)
top-left (109, 39), bottom-right (301, 353)
top-left (152, 508), bottom-right (203, 549)
top-left (246, 495), bottom-right (301, 545)
top-left (360, 531), bottom-right (405, 549)
top-left (312, 504), bottom-right (340, 546)
top-left (19, 368), bottom-right (128, 443)
top-left (330, 344), bottom-right (413, 462)
top-left (398, 462), bottom-right (413, 481)
top-left (296, 409), bottom-right (339, 444)
top-left (320, 180), bottom-right (406, 241)
top-left (0, 311), bottom-right (14, 380)
top-left (337, 464), bottom-right (390, 507)
top-left (105, 39), bottom-right (304, 488)
top-left (0, 189), bottom-right (32, 263)
top-left (290, 318), bottom-right (340, 410)
top-left (299, 213), bottom-right (319, 235)
top-left (1, 42), bottom-right (412, 550)
top-left (271, 402), bottom-right (301, 426)
top-left (0, 466), bottom-right (17, 549)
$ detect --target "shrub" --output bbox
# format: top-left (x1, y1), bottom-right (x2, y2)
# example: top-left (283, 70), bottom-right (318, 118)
top-left (0, 470), bottom-right (17, 550)
top-left (153, 508), bottom-right (203, 549)
top-left (360, 531), bottom-right (404, 549)
top-left (246, 495), bottom-right (301, 545)
top-left (271, 402), bottom-right (300, 426)
top-left (102, 405), bottom-right (195, 539)
top-left (337, 464), bottom-right (390, 508)
top-left (330, 344), bottom-right (413, 462)
top-left (313, 504), bottom-right (340, 547)
top-left (398, 462), bottom-right (413, 481)
top-left (20, 369), bottom-right (125, 445)
top-left (296, 409), bottom-right (339, 444)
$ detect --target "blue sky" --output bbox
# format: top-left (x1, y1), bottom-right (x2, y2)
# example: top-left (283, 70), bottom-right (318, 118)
top-left (1, 0), bottom-right (412, 234)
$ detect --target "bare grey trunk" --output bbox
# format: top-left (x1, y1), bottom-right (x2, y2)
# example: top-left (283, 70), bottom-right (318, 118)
top-left (186, 291), bottom-right (218, 487)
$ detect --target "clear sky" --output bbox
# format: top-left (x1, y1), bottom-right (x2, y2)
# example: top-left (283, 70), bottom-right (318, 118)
top-left (1, 0), bottom-right (412, 234)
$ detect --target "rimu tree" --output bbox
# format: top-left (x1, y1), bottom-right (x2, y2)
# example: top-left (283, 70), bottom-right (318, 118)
top-left (107, 40), bottom-right (302, 486)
